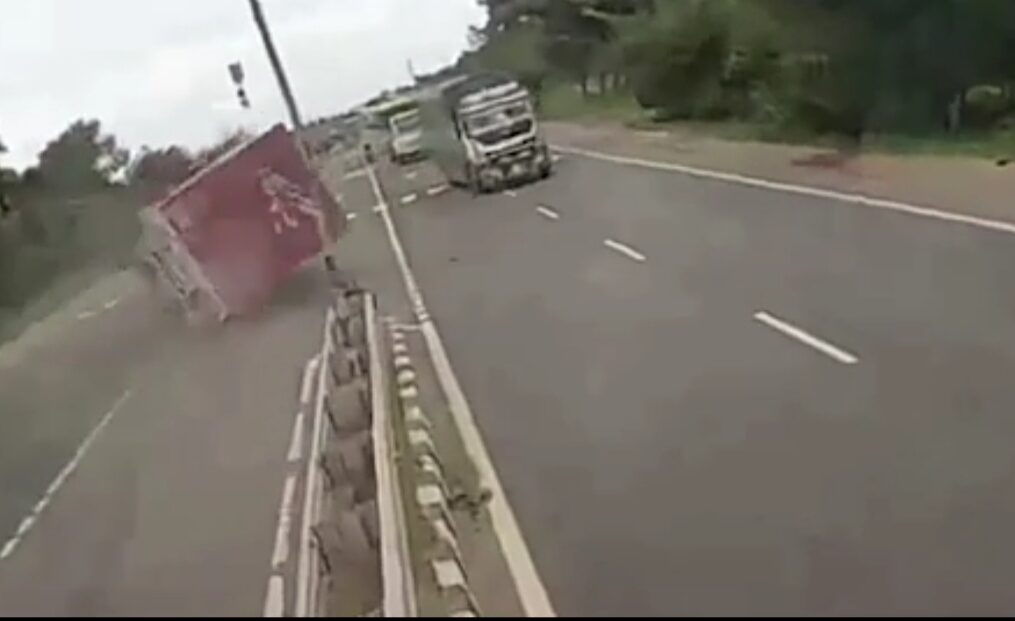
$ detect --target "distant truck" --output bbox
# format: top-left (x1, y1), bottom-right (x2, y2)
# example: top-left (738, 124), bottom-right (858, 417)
top-left (420, 74), bottom-right (551, 193)
top-left (387, 108), bottom-right (423, 165)
top-left (137, 124), bottom-right (343, 323)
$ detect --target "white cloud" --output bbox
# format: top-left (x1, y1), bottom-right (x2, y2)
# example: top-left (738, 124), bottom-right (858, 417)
top-left (0, 0), bottom-right (485, 169)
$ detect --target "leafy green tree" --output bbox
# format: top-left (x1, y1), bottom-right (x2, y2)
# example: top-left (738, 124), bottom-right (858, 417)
top-left (36, 119), bottom-right (129, 191)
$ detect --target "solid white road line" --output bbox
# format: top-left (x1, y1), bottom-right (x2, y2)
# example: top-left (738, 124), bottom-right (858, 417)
top-left (364, 164), bottom-right (557, 617)
top-left (270, 474), bottom-right (298, 569)
top-left (603, 238), bottom-right (647, 263)
top-left (554, 144), bottom-right (1015, 237)
top-left (263, 575), bottom-right (285, 617)
top-left (286, 411), bottom-right (305, 463)
top-left (0, 389), bottom-right (131, 561)
top-left (426, 184), bottom-right (449, 197)
top-left (754, 311), bottom-right (859, 365)
top-left (536, 206), bottom-right (560, 221)
top-left (400, 193), bottom-right (418, 205)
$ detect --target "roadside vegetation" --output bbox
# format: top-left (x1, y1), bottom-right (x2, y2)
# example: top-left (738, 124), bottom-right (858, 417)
top-left (0, 123), bottom-right (248, 342)
top-left (458, 0), bottom-right (1015, 158)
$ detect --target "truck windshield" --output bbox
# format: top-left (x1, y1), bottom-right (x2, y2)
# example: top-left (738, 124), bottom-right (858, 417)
top-left (392, 114), bottom-right (420, 134)
top-left (465, 102), bottom-right (530, 135)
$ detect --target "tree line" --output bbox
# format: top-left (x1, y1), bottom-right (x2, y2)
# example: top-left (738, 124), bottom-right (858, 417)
top-left (462, 0), bottom-right (1015, 139)
top-left (0, 121), bottom-right (249, 339)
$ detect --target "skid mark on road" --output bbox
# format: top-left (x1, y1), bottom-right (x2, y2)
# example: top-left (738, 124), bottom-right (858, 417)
top-left (0, 389), bottom-right (132, 561)
top-left (754, 311), bottom-right (859, 365)
top-left (603, 238), bottom-right (647, 263)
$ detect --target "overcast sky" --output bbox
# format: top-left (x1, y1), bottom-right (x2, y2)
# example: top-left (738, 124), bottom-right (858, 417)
top-left (0, 0), bottom-right (485, 169)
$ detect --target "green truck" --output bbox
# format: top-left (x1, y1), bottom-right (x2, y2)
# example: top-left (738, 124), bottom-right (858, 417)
top-left (420, 74), bottom-right (552, 194)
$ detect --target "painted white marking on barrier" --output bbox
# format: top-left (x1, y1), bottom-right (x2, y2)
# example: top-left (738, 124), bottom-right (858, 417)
top-left (286, 412), bottom-right (305, 463)
top-left (604, 239), bottom-right (647, 263)
top-left (555, 145), bottom-right (1015, 237)
top-left (394, 355), bottom-right (412, 369)
top-left (536, 206), bottom-right (560, 221)
top-left (299, 356), bottom-right (319, 407)
top-left (427, 184), bottom-right (449, 197)
top-left (364, 163), bottom-right (557, 617)
top-left (754, 311), bottom-right (859, 365)
top-left (263, 575), bottom-right (285, 617)
top-left (400, 193), bottom-right (418, 205)
top-left (0, 390), bottom-right (131, 562)
top-left (271, 474), bottom-right (298, 568)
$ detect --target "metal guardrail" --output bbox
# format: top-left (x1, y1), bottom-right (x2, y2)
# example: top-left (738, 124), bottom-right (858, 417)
top-left (291, 289), bottom-right (416, 617)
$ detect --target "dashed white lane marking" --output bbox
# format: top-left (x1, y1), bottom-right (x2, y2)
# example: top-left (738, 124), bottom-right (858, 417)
top-left (76, 310), bottom-right (96, 320)
top-left (103, 298), bottom-right (121, 310)
top-left (426, 184), bottom-right (449, 197)
top-left (286, 412), bottom-right (305, 463)
top-left (0, 389), bottom-right (131, 561)
top-left (405, 170), bottom-right (418, 180)
top-left (263, 575), bottom-right (285, 617)
top-left (603, 238), bottom-right (647, 263)
top-left (346, 212), bottom-right (358, 221)
top-left (270, 474), bottom-right (298, 568)
top-left (754, 311), bottom-right (859, 365)
top-left (536, 206), bottom-right (560, 221)
top-left (555, 145), bottom-right (1015, 237)
top-left (400, 193), bottom-right (418, 205)
top-left (364, 163), bottom-right (556, 617)
top-left (344, 168), bottom-right (368, 180)
top-left (373, 204), bottom-right (384, 214)
top-left (299, 356), bottom-right (320, 407)
top-left (551, 153), bottom-right (562, 163)
top-left (504, 189), bottom-right (518, 198)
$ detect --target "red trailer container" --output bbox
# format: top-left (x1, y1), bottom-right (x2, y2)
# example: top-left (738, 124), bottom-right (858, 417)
top-left (139, 124), bottom-right (343, 320)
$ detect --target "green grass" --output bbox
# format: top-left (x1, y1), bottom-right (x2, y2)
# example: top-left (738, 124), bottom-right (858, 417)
top-left (539, 82), bottom-right (647, 124)
top-left (540, 83), bottom-right (1015, 160)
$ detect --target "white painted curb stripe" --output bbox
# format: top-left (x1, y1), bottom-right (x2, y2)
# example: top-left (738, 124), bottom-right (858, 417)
top-left (754, 311), bottom-right (859, 365)
top-left (263, 575), bottom-right (285, 617)
top-left (365, 164), bottom-right (556, 617)
top-left (286, 411), bottom-right (305, 463)
top-left (604, 239), bottom-right (647, 263)
top-left (554, 145), bottom-right (1015, 237)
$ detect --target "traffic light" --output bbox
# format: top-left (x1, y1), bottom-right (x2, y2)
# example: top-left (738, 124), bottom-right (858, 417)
top-left (237, 87), bottom-right (250, 109)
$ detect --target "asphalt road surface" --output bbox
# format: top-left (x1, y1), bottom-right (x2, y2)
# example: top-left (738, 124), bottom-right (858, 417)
top-left (351, 152), bottom-right (1015, 616)
top-left (0, 269), bottom-right (329, 615)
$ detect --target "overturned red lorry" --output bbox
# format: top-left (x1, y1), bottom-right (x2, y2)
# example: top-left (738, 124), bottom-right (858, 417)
top-left (138, 125), bottom-right (344, 322)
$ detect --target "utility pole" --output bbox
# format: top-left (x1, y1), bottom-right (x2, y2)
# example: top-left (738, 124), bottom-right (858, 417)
top-left (248, 0), bottom-right (304, 133)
